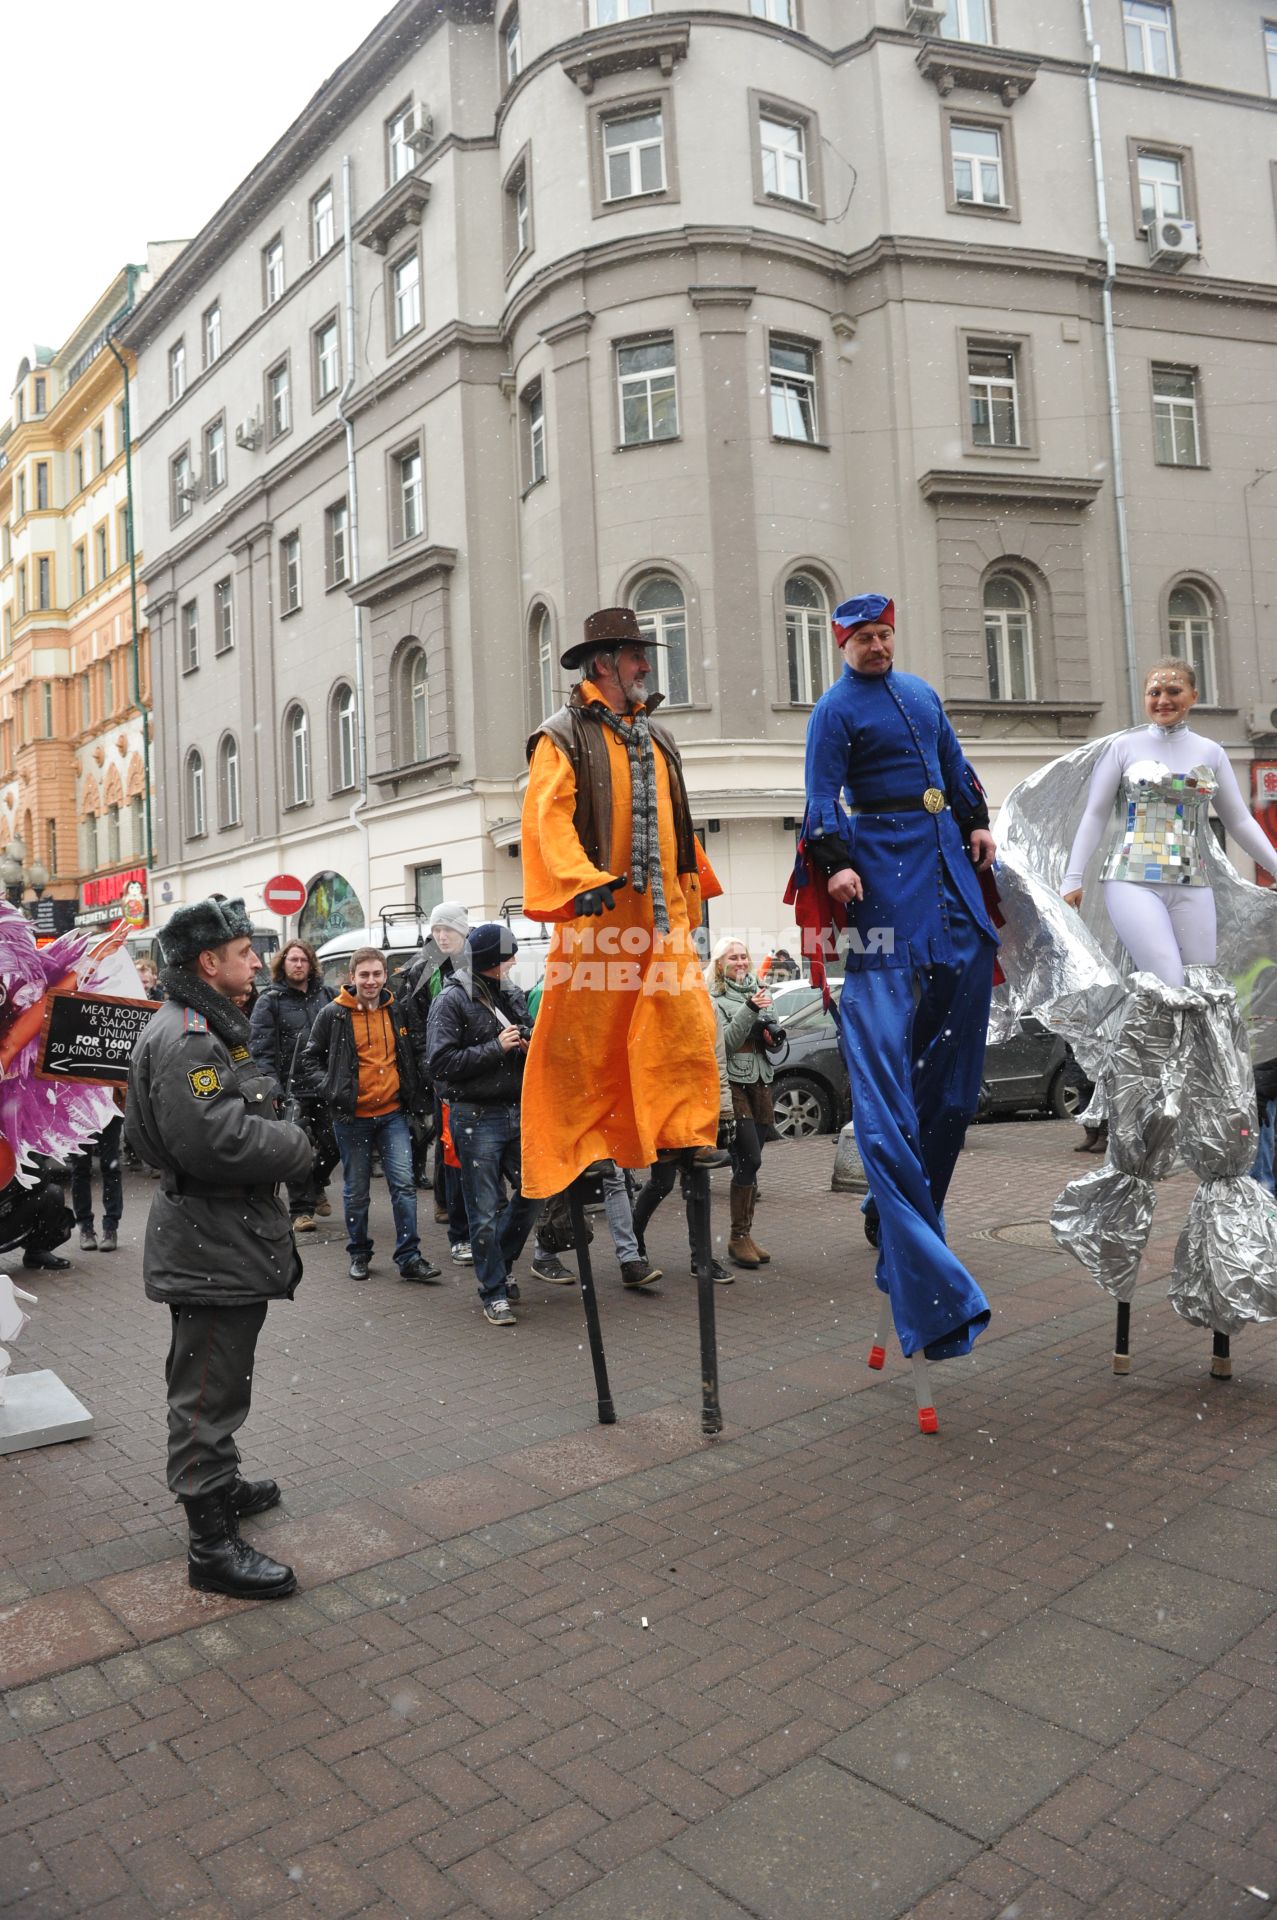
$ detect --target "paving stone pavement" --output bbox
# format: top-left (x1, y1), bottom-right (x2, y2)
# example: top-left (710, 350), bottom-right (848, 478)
top-left (4, 1124), bottom-right (1277, 1917)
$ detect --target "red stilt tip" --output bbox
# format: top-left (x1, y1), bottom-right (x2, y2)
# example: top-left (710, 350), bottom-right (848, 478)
top-left (867, 1344), bottom-right (887, 1371)
top-left (917, 1406), bottom-right (938, 1435)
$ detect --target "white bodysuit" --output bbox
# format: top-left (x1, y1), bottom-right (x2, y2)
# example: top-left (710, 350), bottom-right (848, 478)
top-left (1063, 724), bottom-right (1277, 987)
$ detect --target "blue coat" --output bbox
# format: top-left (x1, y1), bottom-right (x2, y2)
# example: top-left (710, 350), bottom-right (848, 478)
top-left (801, 665), bottom-right (998, 971)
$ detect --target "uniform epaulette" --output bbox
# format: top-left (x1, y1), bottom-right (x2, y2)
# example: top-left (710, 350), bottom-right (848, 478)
top-left (182, 1008), bottom-right (209, 1035)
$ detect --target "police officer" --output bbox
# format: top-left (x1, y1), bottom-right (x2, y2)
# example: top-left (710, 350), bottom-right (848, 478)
top-left (125, 898), bottom-right (314, 1599)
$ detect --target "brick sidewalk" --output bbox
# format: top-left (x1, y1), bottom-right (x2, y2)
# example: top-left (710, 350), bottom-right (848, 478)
top-left (4, 1123), bottom-right (1277, 1917)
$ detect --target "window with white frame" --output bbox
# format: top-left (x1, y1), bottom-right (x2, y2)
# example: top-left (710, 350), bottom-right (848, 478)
top-left (522, 380), bottom-right (546, 487)
top-left (214, 577), bottom-right (234, 653)
top-left (634, 574), bottom-right (690, 706)
top-left (168, 339), bottom-right (186, 404)
top-left (591, 0), bottom-right (652, 21)
top-left (171, 447), bottom-right (194, 520)
top-left (784, 573), bottom-right (831, 705)
top-left (603, 108), bottom-right (665, 199)
top-left (314, 317), bottom-right (341, 400)
top-left (181, 599), bottom-right (199, 673)
top-left (951, 123), bottom-right (1005, 206)
top-left (760, 113), bottom-right (809, 202)
top-left (330, 683), bottom-right (358, 792)
top-left (267, 360), bottom-right (290, 440)
top-left (397, 447), bottom-right (425, 543)
top-left (262, 235), bottom-right (284, 307)
top-left (72, 445), bottom-right (84, 492)
top-left (203, 302), bottom-right (222, 368)
top-left (129, 795), bottom-right (144, 858)
top-left (284, 704), bottom-right (311, 806)
top-left (617, 336), bottom-right (678, 444)
top-left (387, 100), bottom-right (416, 183)
top-left (968, 343), bottom-right (1021, 446)
top-left (1124, 1), bottom-right (1176, 76)
top-left (1267, 21), bottom-right (1277, 96)
top-left (1137, 149), bottom-right (1184, 227)
top-left (185, 749), bottom-right (206, 837)
top-left (37, 556), bottom-right (52, 608)
top-left (769, 337), bottom-right (818, 441)
top-left (531, 609), bottom-right (554, 721)
top-left (1152, 365), bottom-right (1201, 465)
top-left (503, 6), bottom-right (522, 83)
top-left (513, 170), bottom-right (531, 259)
top-left (204, 416), bottom-right (226, 492)
top-left (94, 527), bottom-right (108, 581)
top-left (311, 181), bottom-right (335, 258)
top-left (983, 574), bottom-right (1036, 700)
top-left (1168, 583), bottom-right (1217, 705)
top-left (218, 734), bottom-right (241, 828)
top-left (281, 532), bottom-right (302, 613)
top-left (940, 0), bottom-right (990, 40)
top-left (74, 543), bottom-right (87, 599)
top-left (751, 0), bottom-right (796, 23)
top-left (325, 499), bottom-right (350, 586)
top-left (391, 252), bottom-right (422, 341)
top-left (404, 647), bottom-right (429, 761)
top-left (36, 462), bottom-right (49, 511)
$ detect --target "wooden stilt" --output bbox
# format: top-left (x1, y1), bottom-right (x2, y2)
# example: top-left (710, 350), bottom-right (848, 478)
top-left (686, 1160), bottom-right (723, 1435)
top-left (1211, 1330), bottom-right (1232, 1380)
top-left (1114, 1299), bottom-right (1132, 1376)
top-left (568, 1178), bottom-right (615, 1425)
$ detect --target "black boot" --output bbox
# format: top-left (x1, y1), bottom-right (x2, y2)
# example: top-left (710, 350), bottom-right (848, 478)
top-left (182, 1488), bottom-right (296, 1598)
top-left (230, 1474), bottom-right (281, 1518)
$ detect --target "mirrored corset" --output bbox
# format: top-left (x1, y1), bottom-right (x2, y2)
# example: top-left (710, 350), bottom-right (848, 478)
top-left (1103, 760), bottom-right (1217, 887)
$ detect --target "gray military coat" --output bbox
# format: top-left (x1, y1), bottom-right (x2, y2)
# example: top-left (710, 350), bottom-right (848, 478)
top-left (125, 991), bottom-right (314, 1307)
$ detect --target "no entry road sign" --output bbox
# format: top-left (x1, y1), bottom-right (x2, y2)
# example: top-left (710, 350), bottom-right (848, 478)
top-left (262, 874), bottom-right (306, 914)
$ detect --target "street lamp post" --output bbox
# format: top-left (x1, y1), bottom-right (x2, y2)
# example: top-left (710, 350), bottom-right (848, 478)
top-left (0, 841), bottom-right (26, 909)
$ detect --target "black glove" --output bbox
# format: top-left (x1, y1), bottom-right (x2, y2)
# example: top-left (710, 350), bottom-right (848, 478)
top-left (716, 1118), bottom-right (737, 1149)
top-left (573, 883), bottom-right (619, 916)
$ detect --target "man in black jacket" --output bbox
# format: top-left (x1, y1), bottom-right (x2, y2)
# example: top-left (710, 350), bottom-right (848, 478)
top-left (426, 923), bottom-right (539, 1326)
top-left (249, 939), bottom-right (337, 1232)
top-left (396, 901), bottom-right (471, 1259)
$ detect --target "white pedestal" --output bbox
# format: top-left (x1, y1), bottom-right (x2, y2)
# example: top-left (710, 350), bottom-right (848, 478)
top-left (0, 1370), bottom-right (93, 1454)
top-left (831, 1120), bottom-right (869, 1194)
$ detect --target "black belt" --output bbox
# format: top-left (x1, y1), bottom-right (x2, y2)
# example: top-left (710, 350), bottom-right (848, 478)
top-left (852, 789), bottom-right (948, 815)
top-left (163, 1175), bottom-right (277, 1201)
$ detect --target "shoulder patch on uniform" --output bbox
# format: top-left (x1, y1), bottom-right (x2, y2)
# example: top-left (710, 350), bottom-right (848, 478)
top-left (182, 1008), bottom-right (209, 1034)
top-left (187, 1066), bottom-right (223, 1100)
top-left (229, 1045), bottom-right (250, 1062)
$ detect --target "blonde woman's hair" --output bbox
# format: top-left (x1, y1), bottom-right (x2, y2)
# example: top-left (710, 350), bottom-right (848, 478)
top-left (708, 934), bottom-right (752, 991)
top-left (1145, 655), bottom-right (1197, 691)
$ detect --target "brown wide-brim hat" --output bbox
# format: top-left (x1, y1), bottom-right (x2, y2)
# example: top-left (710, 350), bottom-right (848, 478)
top-left (560, 605), bottom-right (667, 670)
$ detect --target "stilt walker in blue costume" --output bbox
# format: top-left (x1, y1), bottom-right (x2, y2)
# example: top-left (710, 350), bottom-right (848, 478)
top-left (790, 594), bottom-right (1000, 1431)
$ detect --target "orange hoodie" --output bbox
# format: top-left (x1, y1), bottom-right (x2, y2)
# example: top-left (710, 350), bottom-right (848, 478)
top-left (336, 986), bottom-right (401, 1118)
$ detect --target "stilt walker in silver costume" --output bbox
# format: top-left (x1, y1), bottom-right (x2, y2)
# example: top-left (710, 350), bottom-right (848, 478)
top-left (992, 658), bottom-right (1277, 1380)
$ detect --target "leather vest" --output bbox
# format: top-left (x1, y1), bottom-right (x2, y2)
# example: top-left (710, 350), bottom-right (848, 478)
top-left (527, 686), bottom-right (698, 879)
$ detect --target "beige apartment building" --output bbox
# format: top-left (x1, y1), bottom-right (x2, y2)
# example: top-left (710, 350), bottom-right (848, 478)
top-left (118, 0), bottom-right (1277, 949)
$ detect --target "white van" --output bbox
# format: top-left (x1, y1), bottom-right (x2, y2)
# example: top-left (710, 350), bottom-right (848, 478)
top-left (316, 902), bottom-right (552, 995)
top-left (124, 923), bottom-right (280, 973)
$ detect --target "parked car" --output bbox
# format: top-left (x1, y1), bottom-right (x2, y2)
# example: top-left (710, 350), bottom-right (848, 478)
top-left (769, 984), bottom-right (1091, 1139)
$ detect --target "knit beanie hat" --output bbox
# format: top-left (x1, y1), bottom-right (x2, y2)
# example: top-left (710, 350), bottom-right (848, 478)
top-left (429, 900), bottom-right (470, 937)
top-left (466, 921), bottom-right (519, 973)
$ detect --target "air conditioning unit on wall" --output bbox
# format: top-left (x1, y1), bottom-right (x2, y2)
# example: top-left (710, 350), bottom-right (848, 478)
top-left (906, 0), bottom-right (946, 27)
top-left (1148, 218), bottom-right (1199, 267)
top-left (234, 413), bottom-right (262, 450)
top-left (1245, 704), bottom-right (1277, 740)
top-left (404, 107), bottom-right (434, 153)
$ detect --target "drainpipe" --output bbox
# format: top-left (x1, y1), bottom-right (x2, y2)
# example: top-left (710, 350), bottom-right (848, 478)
top-left (1080, 0), bottom-right (1141, 725)
top-left (337, 153), bottom-right (373, 923)
top-left (106, 267), bottom-right (154, 870)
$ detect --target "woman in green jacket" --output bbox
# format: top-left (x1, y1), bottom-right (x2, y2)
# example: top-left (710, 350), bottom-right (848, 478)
top-left (708, 936), bottom-right (776, 1269)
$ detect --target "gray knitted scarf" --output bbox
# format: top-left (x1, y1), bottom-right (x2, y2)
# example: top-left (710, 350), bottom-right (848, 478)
top-left (591, 704), bottom-right (670, 934)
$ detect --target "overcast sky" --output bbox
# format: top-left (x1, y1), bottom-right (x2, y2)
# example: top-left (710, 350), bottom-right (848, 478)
top-left (3, 0), bottom-right (396, 393)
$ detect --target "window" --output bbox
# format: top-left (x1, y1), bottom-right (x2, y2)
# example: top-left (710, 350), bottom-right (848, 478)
top-left (74, 542), bottom-right (87, 599)
top-left (116, 401), bottom-right (127, 452)
top-left (73, 445), bottom-right (84, 493)
top-left (267, 359), bottom-right (291, 440)
top-left (395, 446), bottom-right (425, 543)
top-left (214, 577), bottom-right (235, 653)
top-left (284, 704), bottom-right (311, 806)
top-left (414, 861), bottom-right (443, 915)
top-left (387, 100), bottom-right (417, 184)
top-left (402, 646), bottom-right (429, 762)
top-left (203, 302), bottom-right (222, 368)
top-left (617, 336), bottom-right (678, 445)
top-left (204, 415), bottom-right (226, 492)
top-left (94, 424), bottom-right (106, 473)
top-left (940, 0), bottom-right (990, 39)
top-left (106, 804), bottom-right (121, 863)
top-left (171, 447), bottom-right (194, 521)
top-left (310, 181), bottom-right (335, 259)
top-left (531, 609), bottom-right (554, 722)
top-left (185, 749), bottom-right (206, 837)
top-left (951, 121), bottom-right (1005, 206)
top-left (262, 235), bottom-right (285, 307)
top-left (1168, 583), bottom-right (1218, 706)
top-left (218, 734), bottom-right (242, 828)
top-left (1152, 365), bottom-right (1201, 465)
top-left (590, 0), bottom-right (652, 19)
top-left (503, 6), bottom-right (522, 83)
top-left (40, 684), bottom-right (53, 737)
top-left (80, 675), bottom-right (91, 730)
top-left (18, 568), bottom-right (27, 615)
top-left (281, 533), bottom-right (302, 613)
top-left (634, 575), bottom-right (690, 706)
top-left (35, 462), bottom-right (49, 511)
top-left (983, 574), bottom-right (1036, 700)
top-left (16, 474), bottom-right (26, 518)
top-left (95, 525), bottom-right (109, 581)
top-left (325, 499), bottom-right (350, 587)
top-left (760, 113), bottom-right (808, 202)
top-left (36, 558), bottom-right (51, 610)
top-left (390, 252), bottom-right (422, 342)
top-left (181, 599), bottom-right (199, 673)
top-left (769, 337), bottom-right (818, 442)
top-left (103, 655), bottom-right (114, 713)
top-left (168, 339), bottom-right (187, 403)
top-left (603, 108), bottom-right (665, 199)
top-left (784, 573), bottom-right (831, 705)
top-left (1136, 148), bottom-right (1184, 228)
top-left (1124, 1), bottom-right (1175, 76)
top-left (968, 343), bottom-right (1021, 446)
top-left (1267, 21), bottom-right (1277, 96)
top-left (751, 0), bottom-right (796, 23)
top-left (314, 317), bottom-right (341, 401)
top-left (505, 156), bottom-right (533, 266)
top-left (129, 796), bottom-right (145, 858)
top-left (118, 506), bottom-right (129, 568)
top-left (33, 376), bottom-right (46, 414)
top-left (522, 380), bottom-right (546, 487)
top-left (330, 683), bottom-right (359, 792)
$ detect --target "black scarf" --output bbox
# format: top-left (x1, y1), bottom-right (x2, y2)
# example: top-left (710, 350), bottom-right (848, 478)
top-left (161, 966), bottom-right (253, 1051)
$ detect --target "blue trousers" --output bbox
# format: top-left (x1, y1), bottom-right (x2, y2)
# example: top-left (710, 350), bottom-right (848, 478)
top-left (333, 1110), bottom-right (421, 1270)
top-left (836, 901), bottom-right (994, 1360)
top-left (451, 1102), bottom-right (541, 1303)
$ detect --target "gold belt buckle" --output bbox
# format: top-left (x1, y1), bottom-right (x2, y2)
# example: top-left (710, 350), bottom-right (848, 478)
top-left (922, 787), bottom-right (946, 814)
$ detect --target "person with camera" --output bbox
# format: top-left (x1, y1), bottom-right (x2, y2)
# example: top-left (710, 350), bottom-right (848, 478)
top-left (708, 936), bottom-right (779, 1270)
top-left (249, 940), bottom-right (337, 1233)
top-left (396, 901), bottom-right (472, 1260)
top-left (426, 923), bottom-right (540, 1326)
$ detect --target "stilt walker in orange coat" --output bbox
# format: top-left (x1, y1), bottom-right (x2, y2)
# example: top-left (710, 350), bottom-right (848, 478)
top-left (520, 607), bottom-right (725, 1431)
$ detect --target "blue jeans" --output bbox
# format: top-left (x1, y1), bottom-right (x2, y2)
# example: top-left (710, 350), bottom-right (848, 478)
top-left (333, 1110), bottom-right (420, 1270)
top-left (1254, 1097), bottom-right (1276, 1194)
top-left (450, 1102), bottom-right (541, 1303)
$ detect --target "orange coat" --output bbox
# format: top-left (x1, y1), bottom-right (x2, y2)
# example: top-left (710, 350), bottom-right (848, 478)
top-left (519, 686), bottom-right (720, 1198)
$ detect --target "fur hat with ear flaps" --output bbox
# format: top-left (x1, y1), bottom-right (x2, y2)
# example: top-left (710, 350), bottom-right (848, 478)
top-left (158, 897), bottom-right (256, 968)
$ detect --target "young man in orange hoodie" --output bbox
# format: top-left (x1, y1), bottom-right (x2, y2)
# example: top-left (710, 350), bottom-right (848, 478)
top-left (303, 948), bottom-right (441, 1284)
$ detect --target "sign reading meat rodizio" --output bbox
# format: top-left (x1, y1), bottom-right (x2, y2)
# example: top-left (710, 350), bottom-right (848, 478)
top-left (76, 866), bottom-right (148, 931)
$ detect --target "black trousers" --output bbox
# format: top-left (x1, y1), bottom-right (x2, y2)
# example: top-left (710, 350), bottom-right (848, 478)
top-left (164, 1302), bottom-right (268, 1500)
top-left (69, 1116), bottom-right (124, 1231)
top-left (285, 1099), bottom-right (340, 1217)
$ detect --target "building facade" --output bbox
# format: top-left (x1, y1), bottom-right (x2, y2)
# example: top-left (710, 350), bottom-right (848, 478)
top-left (0, 247), bottom-right (184, 934)
top-left (118, 0), bottom-right (1277, 949)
